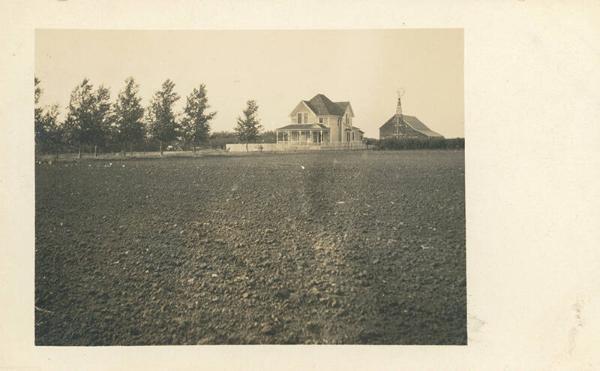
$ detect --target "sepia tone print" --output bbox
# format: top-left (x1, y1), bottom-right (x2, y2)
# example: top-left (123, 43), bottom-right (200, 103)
top-left (34, 29), bottom-right (465, 345)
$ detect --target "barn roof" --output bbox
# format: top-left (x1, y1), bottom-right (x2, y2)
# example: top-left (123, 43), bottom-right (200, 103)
top-left (303, 94), bottom-right (350, 116)
top-left (381, 114), bottom-right (444, 138)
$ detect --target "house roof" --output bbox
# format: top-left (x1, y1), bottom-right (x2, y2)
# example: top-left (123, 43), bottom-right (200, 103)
top-left (303, 94), bottom-right (349, 116)
top-left (381, 114), bottom-right (444, 138)
top-left (276, 123), bottom-right (329, 131)
top-left (335, 101), bottom-right (353, 116)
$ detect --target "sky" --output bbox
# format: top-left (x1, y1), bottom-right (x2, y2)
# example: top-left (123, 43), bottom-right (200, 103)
top-left (35, 29), bottom-right (463, 138)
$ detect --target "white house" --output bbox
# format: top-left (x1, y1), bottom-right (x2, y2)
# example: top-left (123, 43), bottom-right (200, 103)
top-left (275, 94), bottom-right (364, 145)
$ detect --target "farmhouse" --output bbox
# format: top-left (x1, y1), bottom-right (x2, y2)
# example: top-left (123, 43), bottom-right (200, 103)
top-left (276, 94), bottom-right (364, 145)
top-left (379, 96), bottom-right (444, 139)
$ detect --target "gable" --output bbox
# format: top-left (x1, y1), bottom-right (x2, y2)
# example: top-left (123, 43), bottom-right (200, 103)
top-left (335, 102), bottom-right (354, 117)
top-left (289, 101), bottom-right (316, 117)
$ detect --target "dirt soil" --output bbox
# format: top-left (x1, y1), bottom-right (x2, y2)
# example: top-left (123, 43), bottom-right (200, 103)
top-left (35, 150), bottom-right (466, 345)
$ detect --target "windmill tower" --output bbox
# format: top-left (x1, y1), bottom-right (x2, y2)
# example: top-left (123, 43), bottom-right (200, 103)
top-left (395, 88), bottom-right (405, 138)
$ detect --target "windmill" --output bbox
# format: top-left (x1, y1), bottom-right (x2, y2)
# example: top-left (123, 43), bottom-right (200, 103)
top-left (395, 88), bottom-right (405, 138)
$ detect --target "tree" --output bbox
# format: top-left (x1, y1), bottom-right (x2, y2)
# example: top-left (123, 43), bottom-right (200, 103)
top-left (234, 100), bottom-right (262, 151)
top-left (112, 77), bottom-right (145, 156)
top-left (38, 105), bottom-right (64, 158)
top-left (35, 77), bottom-right (64, 157)
top-left (208, 131), bottom-right (239, 149)
top-left (146, 79), bottom-right (180, 156)
top-left (63, 79), bottom-right (112, 158)
top-left (34, 77), bottom-right (44, 151)
top-left (34, 77), bottom-right (42, 120)
top-left (180, 84), bottom-right (216, 152)
top-left (258, 130), bottom-right (276, 143)
top-left (92, 86), bottom-right (112, 156)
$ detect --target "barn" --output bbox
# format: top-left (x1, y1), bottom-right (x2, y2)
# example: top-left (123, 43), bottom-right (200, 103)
top-left (379, 95), bottom-right (444, 139)
top-left (379, 114), bottom-right (444, 139)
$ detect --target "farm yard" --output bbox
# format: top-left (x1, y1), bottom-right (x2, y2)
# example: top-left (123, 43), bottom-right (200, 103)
top-left (35, 150), bottom-right (466, 345)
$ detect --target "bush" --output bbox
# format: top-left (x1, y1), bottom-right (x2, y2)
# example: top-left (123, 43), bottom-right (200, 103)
top-left (208, 131), bottom-right (239, 149)
top-left (364, 137), bottom-right (379, 146)
top-left (373, 137), bottom-right (464, 150)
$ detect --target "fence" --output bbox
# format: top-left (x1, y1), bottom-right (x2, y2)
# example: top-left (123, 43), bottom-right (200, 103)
top-left (225, 142), bottom-right (367, 152)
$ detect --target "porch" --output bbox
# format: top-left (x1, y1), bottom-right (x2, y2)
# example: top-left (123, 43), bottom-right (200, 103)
top-left (275, 124), bottom-right (330, 145)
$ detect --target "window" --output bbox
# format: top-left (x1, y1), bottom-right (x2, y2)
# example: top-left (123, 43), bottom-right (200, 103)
top-left (303, 113), bottom-right (308, 123)
top-left (297, 113), bottom-right (302, 123)
top-left (319, 117), bottom-right (324, 124)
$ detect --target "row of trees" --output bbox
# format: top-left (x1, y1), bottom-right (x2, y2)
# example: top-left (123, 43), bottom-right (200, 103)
top-left (370, 137), bottom-right (465, 150)
top-left (35, 77), bottom-right (263, 156)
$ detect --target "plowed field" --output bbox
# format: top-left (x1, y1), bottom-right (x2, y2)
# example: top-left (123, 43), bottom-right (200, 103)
top-left (35, 150), bottom-right (466, 345)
